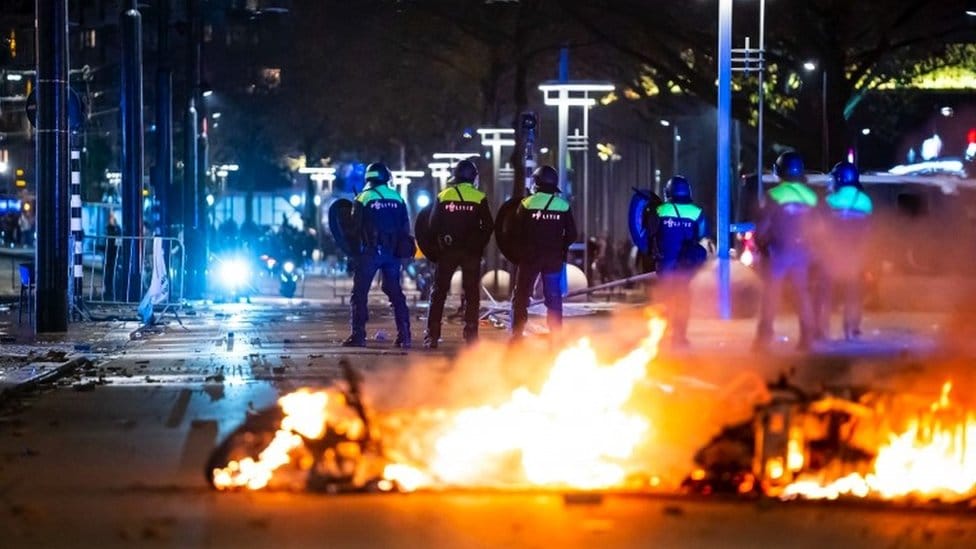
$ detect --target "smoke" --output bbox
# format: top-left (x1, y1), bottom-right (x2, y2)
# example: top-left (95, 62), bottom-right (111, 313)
top-left (361, 308), bottom-right (772, 490)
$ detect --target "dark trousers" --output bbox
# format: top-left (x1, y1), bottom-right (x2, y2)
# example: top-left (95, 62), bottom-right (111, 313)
top-left (813, 270), bottom-right (864, 339)
top-left (756, 251), bottom-right (815, 344)
top-left (512, 264), bottom-right (562, 337)
top-left (350, 252), bottom-right (409, 339)
top-left (426, 252), bottom-right (481, 342)
top-left (659, 268), bottom-right (693, 343)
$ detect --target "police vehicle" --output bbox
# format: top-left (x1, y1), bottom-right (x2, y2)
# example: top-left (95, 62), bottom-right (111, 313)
top-left (736, 158), bottom-right (976, 277)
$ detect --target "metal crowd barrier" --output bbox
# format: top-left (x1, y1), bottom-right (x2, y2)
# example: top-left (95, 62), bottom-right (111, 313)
top-left (81, 234), bottom-right (185, 313)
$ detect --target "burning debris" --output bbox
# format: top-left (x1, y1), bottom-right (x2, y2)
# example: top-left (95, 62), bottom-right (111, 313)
top-left (209, 314), bottom-right (670, 493)
top-left (208, 311), bottom-right (976, 504)
top-left (688, 377), bottom-right (976, 505)
top-left (207, 361), bottom-right (399, 492)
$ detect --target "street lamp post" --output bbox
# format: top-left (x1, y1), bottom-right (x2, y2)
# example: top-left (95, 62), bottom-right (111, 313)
top-left (390, 169), bottom-right (425, 214)
top-left (298, 166), bottom-right (337, 195)
top-left (538, 81), bottom-right (614, 286)
top-left (477, 128), bottom-right (515, 207)
top-left (660, 119), bottom-right (681, 173)
top-left (717, 0), bottom-right (733, 320)
top-left (298, 166), bottom-right (336, 247)
top-left (427, 162), bottom-right (452, 191)
top-left (431, 152), bottom-right (480, 165)
top-left (804, 60), bottom-right (828, 170)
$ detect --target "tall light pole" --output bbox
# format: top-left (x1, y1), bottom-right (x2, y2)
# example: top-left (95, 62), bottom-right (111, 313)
top-left (477, 128), bottom-right (515, 207)
top-left (804, 60), bottom-right (828, 170)
top-left (299, 166), bottom-right (336, 234)
top-left (431, 152), bottom-right (480, 165)
top-left (538, 81), bottom-right (614, 285)
top-left (427, 161), bottom-right (452, 191)
top-left (660, 119), bottom-right (681, 173)
top-left (717, 0), bottom-right (733, 319)
top-left (391, 169), bottom-right (425, 214)
top-left (298, 166), bottom-right (337, 195)
top-left (34, 0), bottom-right (70, 332)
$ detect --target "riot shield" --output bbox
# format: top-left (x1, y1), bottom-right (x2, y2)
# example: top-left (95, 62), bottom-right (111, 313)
top-left (494, 197), bottom-right (522, 263)
top-left (628, 188), bottom-right (663, 254)
top-left (328, 198), bottom-right (360, 255)
top-left (413, 204), bottom-right (440, 262)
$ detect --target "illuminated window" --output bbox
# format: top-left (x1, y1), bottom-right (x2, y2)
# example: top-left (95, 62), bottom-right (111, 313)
top-left (83, 29), bottom-right (96, 49)
top-left (8, 29), bottom-right (15, 58)
top-left (203, 24), bottom-right (213, 43)
top-left (260, 67), bottom-right (281, 89)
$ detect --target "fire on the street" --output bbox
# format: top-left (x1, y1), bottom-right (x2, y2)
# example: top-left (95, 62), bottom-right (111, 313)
top-left (781, 382), bottom-right (976, 502)
top-left (210, 314), bottom-right (668, 492)
top-left (209, 314), bottom-right (976, 505)
top-left (212, 388), bottom-right (368, 490)
top-left (384, 316), bottom-right (667, 490)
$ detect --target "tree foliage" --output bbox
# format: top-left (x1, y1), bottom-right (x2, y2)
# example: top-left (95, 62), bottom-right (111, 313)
top-left (563, 0), bottom-right (973, 169)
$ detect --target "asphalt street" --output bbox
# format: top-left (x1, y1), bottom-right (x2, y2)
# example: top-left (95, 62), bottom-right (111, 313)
top-left (0, 280), bottom-right (974, 547)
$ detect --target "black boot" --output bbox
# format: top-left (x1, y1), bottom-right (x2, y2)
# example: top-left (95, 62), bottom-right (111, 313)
top-left (342, 334), bottom-right (366, 347)
top-left (395, 331), bottom-right (412, 349)
top-left (423, 331), bottom-right (439, 349)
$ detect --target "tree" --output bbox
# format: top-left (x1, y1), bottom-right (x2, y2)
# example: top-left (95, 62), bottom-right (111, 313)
top-left (563, 0), bottom-right (974, 170)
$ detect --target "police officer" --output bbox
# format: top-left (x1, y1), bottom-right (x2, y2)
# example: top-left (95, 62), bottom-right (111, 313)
top-left (343, 162), bottom-right (413, 348)
top-left (753, 151), bottom-right (819, 351)
top-left (813, 161), bottom-right (873, 340)
top-left (510, 165), bottom-right (578, 342)
top-left (654, 176), bottom-right (707, 347)
top-left (424, 159), bottom-right (494, 348)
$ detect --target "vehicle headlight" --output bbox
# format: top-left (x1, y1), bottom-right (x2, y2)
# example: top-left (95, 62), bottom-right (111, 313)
top-left (218, 258), bottom-right (250, 288)
top-left (283, 261), bottom-right (295, 274)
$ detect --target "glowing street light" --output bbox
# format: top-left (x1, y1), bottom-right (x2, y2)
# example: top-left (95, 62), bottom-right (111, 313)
top-left (298, 166), bottom-right (337, 194)
top-left (538, 79), bottom-right (614, 284)
top-left (431, 152), bottom-right (480, 163)
top-left (427, 161), bottom-right (452, 191)
top-left (391, 169), bottom-right (425, 205)
top-left (717, 0), bottom-right (733, 319)
top-left (538, 81), bottom-right (614, 197)
top-left (478, 128), bottom-right (516, 204)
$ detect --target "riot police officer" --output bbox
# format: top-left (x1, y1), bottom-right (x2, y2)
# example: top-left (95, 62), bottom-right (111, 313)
top-left (654, 176), bottom-right (707, 347)
top-left (424, 160), bottom-right (494, 348)
top-left (753, 151), bottom-right (819, 351)
top-left (510, 165), bottom-right (578, 342)
top-left (343, 162), bottom-right (413, 348)
top-left (813, 161), bottom-right (873, 340)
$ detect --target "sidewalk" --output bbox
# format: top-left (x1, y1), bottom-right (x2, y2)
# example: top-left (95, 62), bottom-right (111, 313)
top-left (0, 306), bottom-right (138, 401)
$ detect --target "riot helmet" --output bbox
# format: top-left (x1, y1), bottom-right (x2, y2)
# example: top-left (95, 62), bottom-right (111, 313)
top-left (364, 162), bottom-right (392, 186)
top-left (830, 161), bottom-right (860, 190)
top-left (452, 159), bottom-right (479, 184)
top-left (773, 151), bottom-right (805, 181)
top-left (531, 165), bottom-right (559, 193)
top-left (664, 175), bottom-right (692, 203)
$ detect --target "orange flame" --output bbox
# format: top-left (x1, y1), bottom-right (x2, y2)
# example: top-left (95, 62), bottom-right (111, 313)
top-left (212, 389), bottom-right (362, 490)
top-left (383, 316), bottom-right (667, 490)
top-left (783, 382), bottom-right (976, 502)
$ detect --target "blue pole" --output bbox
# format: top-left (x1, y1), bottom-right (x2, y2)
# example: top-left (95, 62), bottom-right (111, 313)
top-left (717, 0), bottom-right (732, 319)
top-left (34, 0), bottom-right (70, 332)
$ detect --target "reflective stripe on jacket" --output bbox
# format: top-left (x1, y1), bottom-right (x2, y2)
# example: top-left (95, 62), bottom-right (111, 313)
top-left (430, 182), bottom-right (493, 252)
top-left (826, 186), bottom-right (872, 218)
top-left (515, 192), bottom-right (577, 272)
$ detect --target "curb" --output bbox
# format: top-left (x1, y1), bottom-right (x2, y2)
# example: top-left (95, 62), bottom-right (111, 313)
top-left (0, 354), bottom-right (91, 404)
